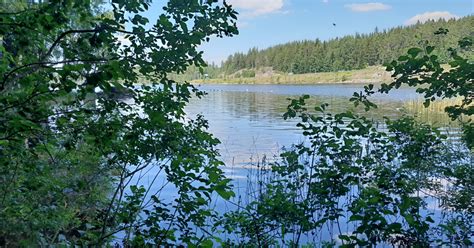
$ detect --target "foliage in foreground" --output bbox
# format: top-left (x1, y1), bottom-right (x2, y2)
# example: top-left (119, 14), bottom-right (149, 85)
top-left (0, 0), bottom-right (472, 247)
top-left (0, 0), bottom-right (238, 246)
top-left (219, 31), bottom-right (473, 247)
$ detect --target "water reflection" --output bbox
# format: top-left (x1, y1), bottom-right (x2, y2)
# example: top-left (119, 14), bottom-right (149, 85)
top-left (186, 84), bottom-right (460, 167)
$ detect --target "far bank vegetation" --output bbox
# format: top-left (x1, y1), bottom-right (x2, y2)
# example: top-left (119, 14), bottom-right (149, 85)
top-left (184, 16), bottom-right (473, 84)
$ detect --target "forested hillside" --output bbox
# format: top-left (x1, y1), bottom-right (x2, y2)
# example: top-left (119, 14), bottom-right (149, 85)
top-left (222, 16), bottom-right (473, 74)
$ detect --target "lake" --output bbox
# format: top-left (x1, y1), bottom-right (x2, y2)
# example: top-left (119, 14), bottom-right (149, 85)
top-left (186, 84), bottom-right (459, 169)
top-left (128, 83), bottom-right (462, 245)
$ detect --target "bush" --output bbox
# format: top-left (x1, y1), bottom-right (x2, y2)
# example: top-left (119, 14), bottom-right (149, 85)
top-left (241, 69), bottom-right (256, 78)
top-left (220, 31), bottom-right (473, 247)
top-left (0, 0), bottom-right (238, 246)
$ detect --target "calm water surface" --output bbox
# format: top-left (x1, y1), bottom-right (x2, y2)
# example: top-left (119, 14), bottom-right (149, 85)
top-left (183, 84), bottom-right (458, 243)
top-left (186, 84), bottom-right (455, 168)
top-left (128, 83), bottom-right (460, 244)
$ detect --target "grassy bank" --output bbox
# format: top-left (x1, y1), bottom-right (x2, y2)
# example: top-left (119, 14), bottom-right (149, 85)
top-left (192, 66), bottom-right (393, 84)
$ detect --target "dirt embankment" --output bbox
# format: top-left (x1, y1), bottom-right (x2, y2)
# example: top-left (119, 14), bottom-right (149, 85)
top-left (193, 66), bottom-right (393, 84)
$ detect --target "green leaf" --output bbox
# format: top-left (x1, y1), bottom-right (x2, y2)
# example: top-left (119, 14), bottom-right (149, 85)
top-left (404, 214), bottom-right (415, 226)
top-left (407, 47), bottom-right (422, 57)
top-left (426, 46), bottom-right (435, 54)
top-left (349, 215), bottom-right (364, 222)
top-left (215, 187), bottom-right (235, 200)
top-left (200, 239), bottom-right (214, 248)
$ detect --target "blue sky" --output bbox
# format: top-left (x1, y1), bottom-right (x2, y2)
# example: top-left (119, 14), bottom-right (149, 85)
top-left (148, 1), bottom-right (473, 64)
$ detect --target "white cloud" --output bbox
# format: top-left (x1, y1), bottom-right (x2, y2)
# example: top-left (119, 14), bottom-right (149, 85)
top-left (405, 11), bottom-right (458, 25)
top-left (322, 0), bottom-right (329, 3)
top-left (228, 0), bottom-right (284, 18)
top-left (345, 2), bottom-right (391, 12)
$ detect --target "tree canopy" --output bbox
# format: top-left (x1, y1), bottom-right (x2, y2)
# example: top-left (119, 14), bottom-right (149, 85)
top-left (222, 16), bottom-right (473, 74)
top-left (0, 0), bottom-right (238, 246)
top-left (0, 0), bottom-right (472, 246)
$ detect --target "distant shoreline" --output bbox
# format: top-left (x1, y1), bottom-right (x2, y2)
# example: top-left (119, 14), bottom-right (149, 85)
top-left (192, 66), bottom-right (393, 85)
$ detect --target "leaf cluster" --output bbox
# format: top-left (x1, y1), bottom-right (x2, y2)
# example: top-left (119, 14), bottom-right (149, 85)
top-left (0, 0), bottom-right (238, 246)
